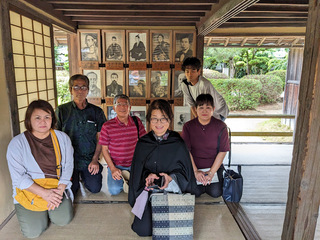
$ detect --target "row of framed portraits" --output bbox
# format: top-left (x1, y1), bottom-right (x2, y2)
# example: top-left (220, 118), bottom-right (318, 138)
top-left (104, 105), bottom-right (191, 133)
top-left (83, 68), bottom-right (185, 100)
top-left (78, 29), bottom-right (196, 64)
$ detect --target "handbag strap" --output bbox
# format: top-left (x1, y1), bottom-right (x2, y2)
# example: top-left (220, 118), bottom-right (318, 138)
top-left (217, 126), bottom-right (232, 168)
top-left (183, 79), bottom-right (196, 104)
top-left (50, 129), bottom-right (61, 179)
top-left (131, 115), bottom-right (140, 139)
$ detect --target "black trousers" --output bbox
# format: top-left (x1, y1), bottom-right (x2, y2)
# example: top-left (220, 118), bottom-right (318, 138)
top-left (131, 197), bottom-right (152, 237)
top-left (194, 167), bottom-right (223, 198)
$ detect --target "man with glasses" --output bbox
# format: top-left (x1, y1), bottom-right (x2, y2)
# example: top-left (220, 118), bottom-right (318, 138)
top-left (56, 74), bottom-right (107, 195)
top-left (99, 94), bottom-right (146, 195)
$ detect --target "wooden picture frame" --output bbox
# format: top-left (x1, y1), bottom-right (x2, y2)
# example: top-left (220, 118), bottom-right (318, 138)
top-left (173, 106), bottom-right (191, 132)
top-left (102, 30), bottom-right (125, 62)
top-left (83, 69), bottom-right (102, 98)
top-left (150, 30), bottom-right (172, 63)
top-left (150, 70), bottom-right (170, 99)
top-left (127, 69), bottom-right (148, 98)
top-left (78, 30), bottom-right (101, 65)
top-left (105, 69), bottom-right (125, 98)
top-left (127, 30), bottom-right (149, 63)
top-left (172, 70), bottom-right (185, 98)
top-left (131, 106), bottom-right (147, 130)
top-left (173, 30), bottom-right (196, 63)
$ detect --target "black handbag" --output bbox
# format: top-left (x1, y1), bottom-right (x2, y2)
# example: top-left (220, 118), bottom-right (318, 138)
top-left (217, 127), bottom-right (243, 203)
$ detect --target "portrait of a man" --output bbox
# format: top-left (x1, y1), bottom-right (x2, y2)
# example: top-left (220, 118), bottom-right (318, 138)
top-left (83, 70), bottom-right (101, 97)
top-left (128, 70), bottom-right (146, 97)
top-left (129, 33), bottom-right (147, 62)
top-left (81, 33), bottom-right (99, 61)
top-left (174, 71), bottom-right (185, 97)
top-left (106, 36), bottom-right (123, 61)
top-left (150, 71), bottom-right (168, 98)
top-left (174, 106), bottom-right (191, 131)
top-left (175, 33), bottom-right (193, 62)
top-left (106, 71), bottom-right (123, 97)
top-left (152, 33), bottom-right (170, 62)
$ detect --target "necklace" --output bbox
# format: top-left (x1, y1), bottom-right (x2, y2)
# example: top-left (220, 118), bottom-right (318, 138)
top-left (200, 124), bottom-right (206, 131)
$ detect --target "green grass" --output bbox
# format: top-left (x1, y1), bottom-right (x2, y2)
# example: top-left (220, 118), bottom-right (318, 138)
top-left (256, 119), bottom-right (293, 142)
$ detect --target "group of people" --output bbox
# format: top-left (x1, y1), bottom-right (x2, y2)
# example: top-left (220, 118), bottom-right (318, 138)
top-left (7, 57), bottom-right (230, 238)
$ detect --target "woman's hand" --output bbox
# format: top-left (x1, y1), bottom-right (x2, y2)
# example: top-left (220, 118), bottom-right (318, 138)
top-left (41, 188), bottom-right (63, 211)
top-left (145, 173), bottom-right (159, 187)
top-left (159, 173), bottom-right (172, 189)
top-left (204, 170), bottom-right (215, 185)
top-left (195, 170), bottom-right (207, 185)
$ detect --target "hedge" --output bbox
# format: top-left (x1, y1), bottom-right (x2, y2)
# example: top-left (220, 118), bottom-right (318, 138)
top-left (266, 70), bottom-right (286, 90)
top-left (242, 75), bottom-right (283, 104)
top-left (208, 78), bottom-right (262, 110)
top-left (203, 69), bottom-right (229, 79)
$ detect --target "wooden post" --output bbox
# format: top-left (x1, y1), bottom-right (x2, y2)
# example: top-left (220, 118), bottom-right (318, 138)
top-left (282, 0), bottom-right (320, 239)
top-left (67, 33), bottom-right (79, 77)
top-left (196, 34), bottom-right (204, 69)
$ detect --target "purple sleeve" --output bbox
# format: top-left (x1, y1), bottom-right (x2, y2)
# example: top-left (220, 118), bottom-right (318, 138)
top-left (219, 127), bottom-right (230, 152)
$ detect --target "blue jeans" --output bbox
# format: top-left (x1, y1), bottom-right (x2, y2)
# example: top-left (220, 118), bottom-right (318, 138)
top-left (107, 165), bottom-right (131, 195)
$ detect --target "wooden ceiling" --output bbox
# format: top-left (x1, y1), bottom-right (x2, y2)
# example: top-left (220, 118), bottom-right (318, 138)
top-left (26, 0), bottom-right (308, 29)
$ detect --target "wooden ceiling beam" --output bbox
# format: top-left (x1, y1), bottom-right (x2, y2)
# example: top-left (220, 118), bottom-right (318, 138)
top-left (72, 17), bottom-right (200, 22)
top-left (206, 33), bottom-right (306, 37)
top-left (206, 37), bottom-right (212, 46)
top-left (197, 0), bottom-right (260, 36)
top-left (63, 11), bottom-right (206, 17)
top-left (240, 37), bottom-right (248, 46)
top-left (224, 38), bottom-right (230, 46)
top-left (47, 0), bottom-right (218, 4)
top-left (247, 5), bottom-right (308, 12)
top-left (257, 37), bottom-right (266, 46)
top-left (291, 38), bottom-right (300, 46)
top-left (258, 0), bottom-right (308, 4)
top-left (237, 12), bottom-right (308, 18)
top-left (77, 21), bottom-right (195, 26)
top-left (228, 18), bottom-right (307, 23)
top-left (219, 22), bottom-right (307, 28)
top-left (53, 4), bottom-right (212, 11)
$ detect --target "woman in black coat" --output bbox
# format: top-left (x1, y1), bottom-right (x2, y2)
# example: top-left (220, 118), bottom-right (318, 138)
top-left (128, 99), bottom-right (196, 237)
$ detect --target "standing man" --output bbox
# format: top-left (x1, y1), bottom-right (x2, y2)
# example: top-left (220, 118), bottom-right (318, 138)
top-left (175, 35), bottom-right (193, 62)
top-left (56, 74), bottom-right (107, 195)
top-left (99, 94), bottom-right (146, 195)
top-left (180, 57), bottom-right (229, 121)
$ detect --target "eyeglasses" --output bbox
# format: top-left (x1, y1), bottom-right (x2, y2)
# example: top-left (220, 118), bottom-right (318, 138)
top-left (72, 86), bottom-right (88, 91)
top-left (115, 103), bottom-right (129, 107)
top-left (150, 117), bottom-right (169, 124)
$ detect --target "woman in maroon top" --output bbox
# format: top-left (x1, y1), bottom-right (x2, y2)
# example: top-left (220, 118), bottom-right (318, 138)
top-left (182, 94), bottom-right (230, 198)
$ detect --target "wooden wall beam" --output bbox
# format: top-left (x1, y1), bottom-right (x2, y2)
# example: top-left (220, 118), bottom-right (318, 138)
top-left (196, 34), bottom-right (204, 69)
top-left (67, 33), bottom-right (79, 77)
top-left (47, 0), bottom-right (218, 4)
top-left (282, 0), bottom-right (320, 239)
top-left (197, 0), bottom-right (259, 36)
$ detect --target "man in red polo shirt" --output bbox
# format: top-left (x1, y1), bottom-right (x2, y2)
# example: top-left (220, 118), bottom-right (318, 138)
top-left (99, 94), bottom-right (146, 195)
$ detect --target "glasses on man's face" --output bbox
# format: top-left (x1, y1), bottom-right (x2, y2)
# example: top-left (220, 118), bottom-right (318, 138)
top-left (150, 117), bottom-right (169, 124)
top-left (115, 103), bottom-right (129, 107)
top-left (72, 85), bottom-right (88, 91)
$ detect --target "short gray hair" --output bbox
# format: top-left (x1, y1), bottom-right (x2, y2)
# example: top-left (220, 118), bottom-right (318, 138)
top-left (113, 94), bottom-right (130, 105)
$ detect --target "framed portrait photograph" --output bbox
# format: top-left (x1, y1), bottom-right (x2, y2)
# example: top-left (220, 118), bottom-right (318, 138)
top-left (131, 106), bottom-right (147, 130)
top-left (83, 69), bottom-right (102, 98)
top-left (174, 31), bottom-right (196, 62)
top-left (78, 30), bottom-right (101, 62)
top-left (103, 30), bottom-right (125, 62)
top-left (127, 30), bottom-right (148, 62)
top-left (128, 70), bottom-right (147, 98)
top-left (173, 70), bottom-right (185, 98)
top-left (107, 106), bottom-right (117, 120)
top-left (174, 106), bottom-right (191, 132)
top-left (150, 70), bottom-right (169, 98)
top-left (106, 70), bottom-right (125, 97)
top-left (150, 30), bottom-right (172, 62)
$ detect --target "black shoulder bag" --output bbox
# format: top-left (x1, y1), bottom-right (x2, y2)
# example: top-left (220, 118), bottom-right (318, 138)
top-left (132, 116), bottom-right (140, 139)
top-left (217, 127), bottom-right (243, 203)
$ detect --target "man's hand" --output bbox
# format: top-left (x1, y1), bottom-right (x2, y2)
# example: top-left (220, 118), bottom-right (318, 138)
top-left (111, 167), bottom-right (122, 180)
top-left (88, 160), bottom-right (100, 175)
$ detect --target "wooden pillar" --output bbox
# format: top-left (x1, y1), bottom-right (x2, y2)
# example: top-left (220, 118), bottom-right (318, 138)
top-left (196, 34), bottom-right (204, 71)
top-left (67, 33), bottom-right (79, 76)
top-left (282, 0), bottom-right (320, 239)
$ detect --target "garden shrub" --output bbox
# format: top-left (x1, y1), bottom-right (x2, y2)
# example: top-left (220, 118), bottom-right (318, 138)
top-left (208, 78), bottom-right (262, 110)
top-left (266, 70), bottom-right (286, 90)
top-left (242, 74), bottom-right (282, 104)
top-left (203, 69), bottom-right (228, 79)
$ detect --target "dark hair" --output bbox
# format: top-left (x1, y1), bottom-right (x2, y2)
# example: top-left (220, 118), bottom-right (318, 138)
top-left (69, 74), bottom-right (89, 89)
top-left (158, 34), bottom-right (164, 39)
top-left (146, 99), bottom-right (173, 123)
top-left (180, 34), bottom-right (192, 43)
top-left (112, 36), bottom-right (117, 40)
top-left (135, 34), bottom-right (140, 39)
top-left (85, 33), bottom-right (97, 45)
top-left (113, 94), bottom-right (130, 105)
top-left (111, 73), bottom-right (119, 78)
top-left (182, 57), bottom-right (201, 71)
top-left (195, 94), bottom-right (214, 108)
top-left (24, 100), bottom-right (57, 132)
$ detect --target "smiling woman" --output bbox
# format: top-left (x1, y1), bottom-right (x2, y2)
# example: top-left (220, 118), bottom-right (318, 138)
top-left (129, 99), bottom-right (196, 237)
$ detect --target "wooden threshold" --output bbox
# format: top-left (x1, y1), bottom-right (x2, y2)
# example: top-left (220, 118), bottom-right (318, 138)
top-left (225, 201), bottom-right (262, 240)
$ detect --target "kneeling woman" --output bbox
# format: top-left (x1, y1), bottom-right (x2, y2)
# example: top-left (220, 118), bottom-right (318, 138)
top-left (182, 94), bottom-right (230, 198)
top-left (129, 99), bottom-right (196, 236)
top-left (7, 100), bottom-right (74, 238)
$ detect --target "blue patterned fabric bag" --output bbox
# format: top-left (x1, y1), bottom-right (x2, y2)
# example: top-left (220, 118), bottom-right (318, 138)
top-left (150, 192), bottom-right (195, 240)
